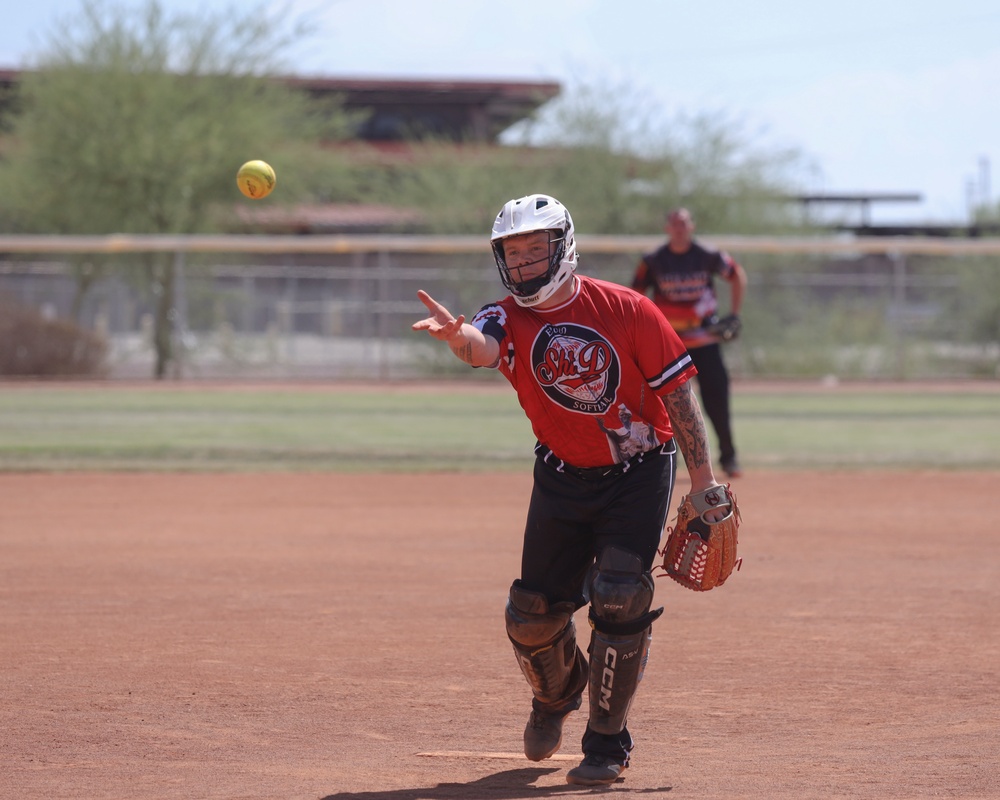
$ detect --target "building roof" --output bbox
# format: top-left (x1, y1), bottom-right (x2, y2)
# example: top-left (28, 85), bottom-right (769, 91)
top-left (283, 74), bottom-right (560, 142)
top-left (0, 69), bottom-right (560, 143)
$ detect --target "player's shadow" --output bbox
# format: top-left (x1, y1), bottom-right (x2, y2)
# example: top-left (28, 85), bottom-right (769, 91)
top-left (320, 766), bottom-right (672, 798)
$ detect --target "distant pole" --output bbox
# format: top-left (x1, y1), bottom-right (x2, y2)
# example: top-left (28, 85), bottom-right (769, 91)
top-left (979, 155), bottom-right (991, 207)
top-left (965, 177), bottom-right (978, 222)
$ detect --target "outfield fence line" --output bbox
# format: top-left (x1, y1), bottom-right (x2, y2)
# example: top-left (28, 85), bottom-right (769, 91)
top-left (4, 233), bottom-right (1000, 255)
top-left (1, 234), bottom-right (999, 381)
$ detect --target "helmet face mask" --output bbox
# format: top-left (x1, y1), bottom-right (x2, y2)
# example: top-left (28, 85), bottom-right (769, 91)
top-left (491, 194), bottom-right (578, 307)
top-left (497, 230), bottom-right (565, 298)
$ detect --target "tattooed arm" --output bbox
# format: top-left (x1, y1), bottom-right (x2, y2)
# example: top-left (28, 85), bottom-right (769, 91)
top-left (662, 380), bottom-right (722, 494)
top-left (411, 290), bottom-right (500, 368)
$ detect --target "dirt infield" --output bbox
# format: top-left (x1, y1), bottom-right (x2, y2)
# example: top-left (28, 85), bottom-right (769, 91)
top-left (2, 469), bottom-right (998, 800)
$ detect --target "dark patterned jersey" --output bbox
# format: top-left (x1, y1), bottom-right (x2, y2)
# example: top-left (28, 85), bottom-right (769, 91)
top-left (632, 241), bottom-right (738, 345)
top-left (470, 275), bottom-right (696, 468)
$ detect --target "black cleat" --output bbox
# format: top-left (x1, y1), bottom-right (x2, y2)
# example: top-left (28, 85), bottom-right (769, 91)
top-left (566, 753), bottom-right (627, 786)
top-left (523, 709), bottom-right (568, 761)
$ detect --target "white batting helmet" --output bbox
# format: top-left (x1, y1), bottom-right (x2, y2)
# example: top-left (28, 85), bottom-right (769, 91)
top-left (490, 194), bottom-right (578, 307)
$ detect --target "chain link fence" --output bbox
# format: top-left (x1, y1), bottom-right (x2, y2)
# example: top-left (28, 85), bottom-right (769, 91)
top-left (2, 234), bottom-right (998, 380)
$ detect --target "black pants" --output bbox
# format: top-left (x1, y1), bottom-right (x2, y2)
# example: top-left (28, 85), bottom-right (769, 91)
top-left (689, 343), bottom-right (737, 464)
top-left (518, 443), bottom-right (677, 762)
top-left (519, 443), bottom-right (676, 602)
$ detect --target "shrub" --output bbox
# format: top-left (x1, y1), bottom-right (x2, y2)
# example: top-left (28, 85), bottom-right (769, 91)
top-left (0, 301), bottom-right (108, 377)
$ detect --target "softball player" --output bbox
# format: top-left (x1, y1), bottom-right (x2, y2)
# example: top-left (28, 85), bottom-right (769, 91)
top-left (413, 194), bottom-right (726, 786)
top-left (632, 207), bottom-right (747, 478)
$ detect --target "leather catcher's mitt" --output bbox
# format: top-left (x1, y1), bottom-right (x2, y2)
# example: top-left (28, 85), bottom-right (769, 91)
top-left (703, 313), bottom-right (742, 342)
top-left (659, 484), bottom-right (741, 591)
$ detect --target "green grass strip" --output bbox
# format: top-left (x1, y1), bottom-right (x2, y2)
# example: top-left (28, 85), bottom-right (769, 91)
top-left (0, 382), bottom-right (997, 472)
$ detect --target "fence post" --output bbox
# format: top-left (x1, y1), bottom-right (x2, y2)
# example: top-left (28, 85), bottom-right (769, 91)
top-left (378, 248), bottom-right (391, 379)
top-left (280, 259), bottom-right (297, 367)
top-left (172, 248), bottom-right (188, 380)
top-left (889, 250), bottom-right (907, 379)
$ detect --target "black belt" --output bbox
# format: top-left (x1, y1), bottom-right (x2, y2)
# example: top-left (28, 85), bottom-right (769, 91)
top-left (534, 440), bottom-right (674, 481)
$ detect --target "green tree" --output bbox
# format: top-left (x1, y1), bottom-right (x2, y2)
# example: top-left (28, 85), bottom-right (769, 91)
top-left (382, 78), bottom-right (811, 236)
top-left (505, 79), bottom-right (810, 234)
top-left (0, 0), bottom-right (362, 378)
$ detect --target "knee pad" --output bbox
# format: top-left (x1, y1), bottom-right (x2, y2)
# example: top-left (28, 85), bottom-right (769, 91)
top-left (505, 580), bottom-right (587, 710)
top-left (586, 546), bottom-right (664, 735)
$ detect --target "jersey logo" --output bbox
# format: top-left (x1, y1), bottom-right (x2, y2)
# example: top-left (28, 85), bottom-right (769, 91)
top-left (531, 323), bottom-right (620, 414)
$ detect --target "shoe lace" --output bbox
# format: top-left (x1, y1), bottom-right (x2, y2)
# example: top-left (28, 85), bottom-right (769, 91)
top-left (528, 713), bottom-right (546, 730)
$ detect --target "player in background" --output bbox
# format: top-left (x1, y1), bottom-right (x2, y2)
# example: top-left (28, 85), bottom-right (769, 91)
top-left (412, 194), bottom-right (728, 786)
top-left (631, 208), bottom-right (747, 478)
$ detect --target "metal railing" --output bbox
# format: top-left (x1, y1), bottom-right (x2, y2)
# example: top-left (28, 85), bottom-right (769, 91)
top-left (2, 234), bottom-right (999, 380)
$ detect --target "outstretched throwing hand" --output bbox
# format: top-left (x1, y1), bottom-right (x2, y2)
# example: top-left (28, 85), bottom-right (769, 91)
top-left (412, 290), bottom-right (466, 341)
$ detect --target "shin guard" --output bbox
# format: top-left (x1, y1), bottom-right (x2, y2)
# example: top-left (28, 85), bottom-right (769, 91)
top-left (505, 581), bottom-right (588, 712)
top-left (586, 546), bottom-right (663, 735)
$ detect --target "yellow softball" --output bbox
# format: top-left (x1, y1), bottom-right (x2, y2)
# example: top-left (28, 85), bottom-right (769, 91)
top-left (236, 160), bottom-right (276, 199)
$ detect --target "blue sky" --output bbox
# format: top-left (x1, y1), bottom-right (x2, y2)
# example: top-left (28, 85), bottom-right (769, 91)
top-left (3, 0), bottom-right (998, 224)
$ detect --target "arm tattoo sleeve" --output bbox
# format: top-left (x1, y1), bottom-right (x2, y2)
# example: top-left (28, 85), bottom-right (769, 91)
top-left (663, 382), bottom-right (712, 469)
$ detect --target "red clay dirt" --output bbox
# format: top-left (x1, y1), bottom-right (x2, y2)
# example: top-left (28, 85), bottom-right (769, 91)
top-left (2, 469), bottom-right (998, 800)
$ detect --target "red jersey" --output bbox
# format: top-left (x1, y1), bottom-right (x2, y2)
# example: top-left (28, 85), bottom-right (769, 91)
top-left (470, 275), bottom-right (696, 468)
